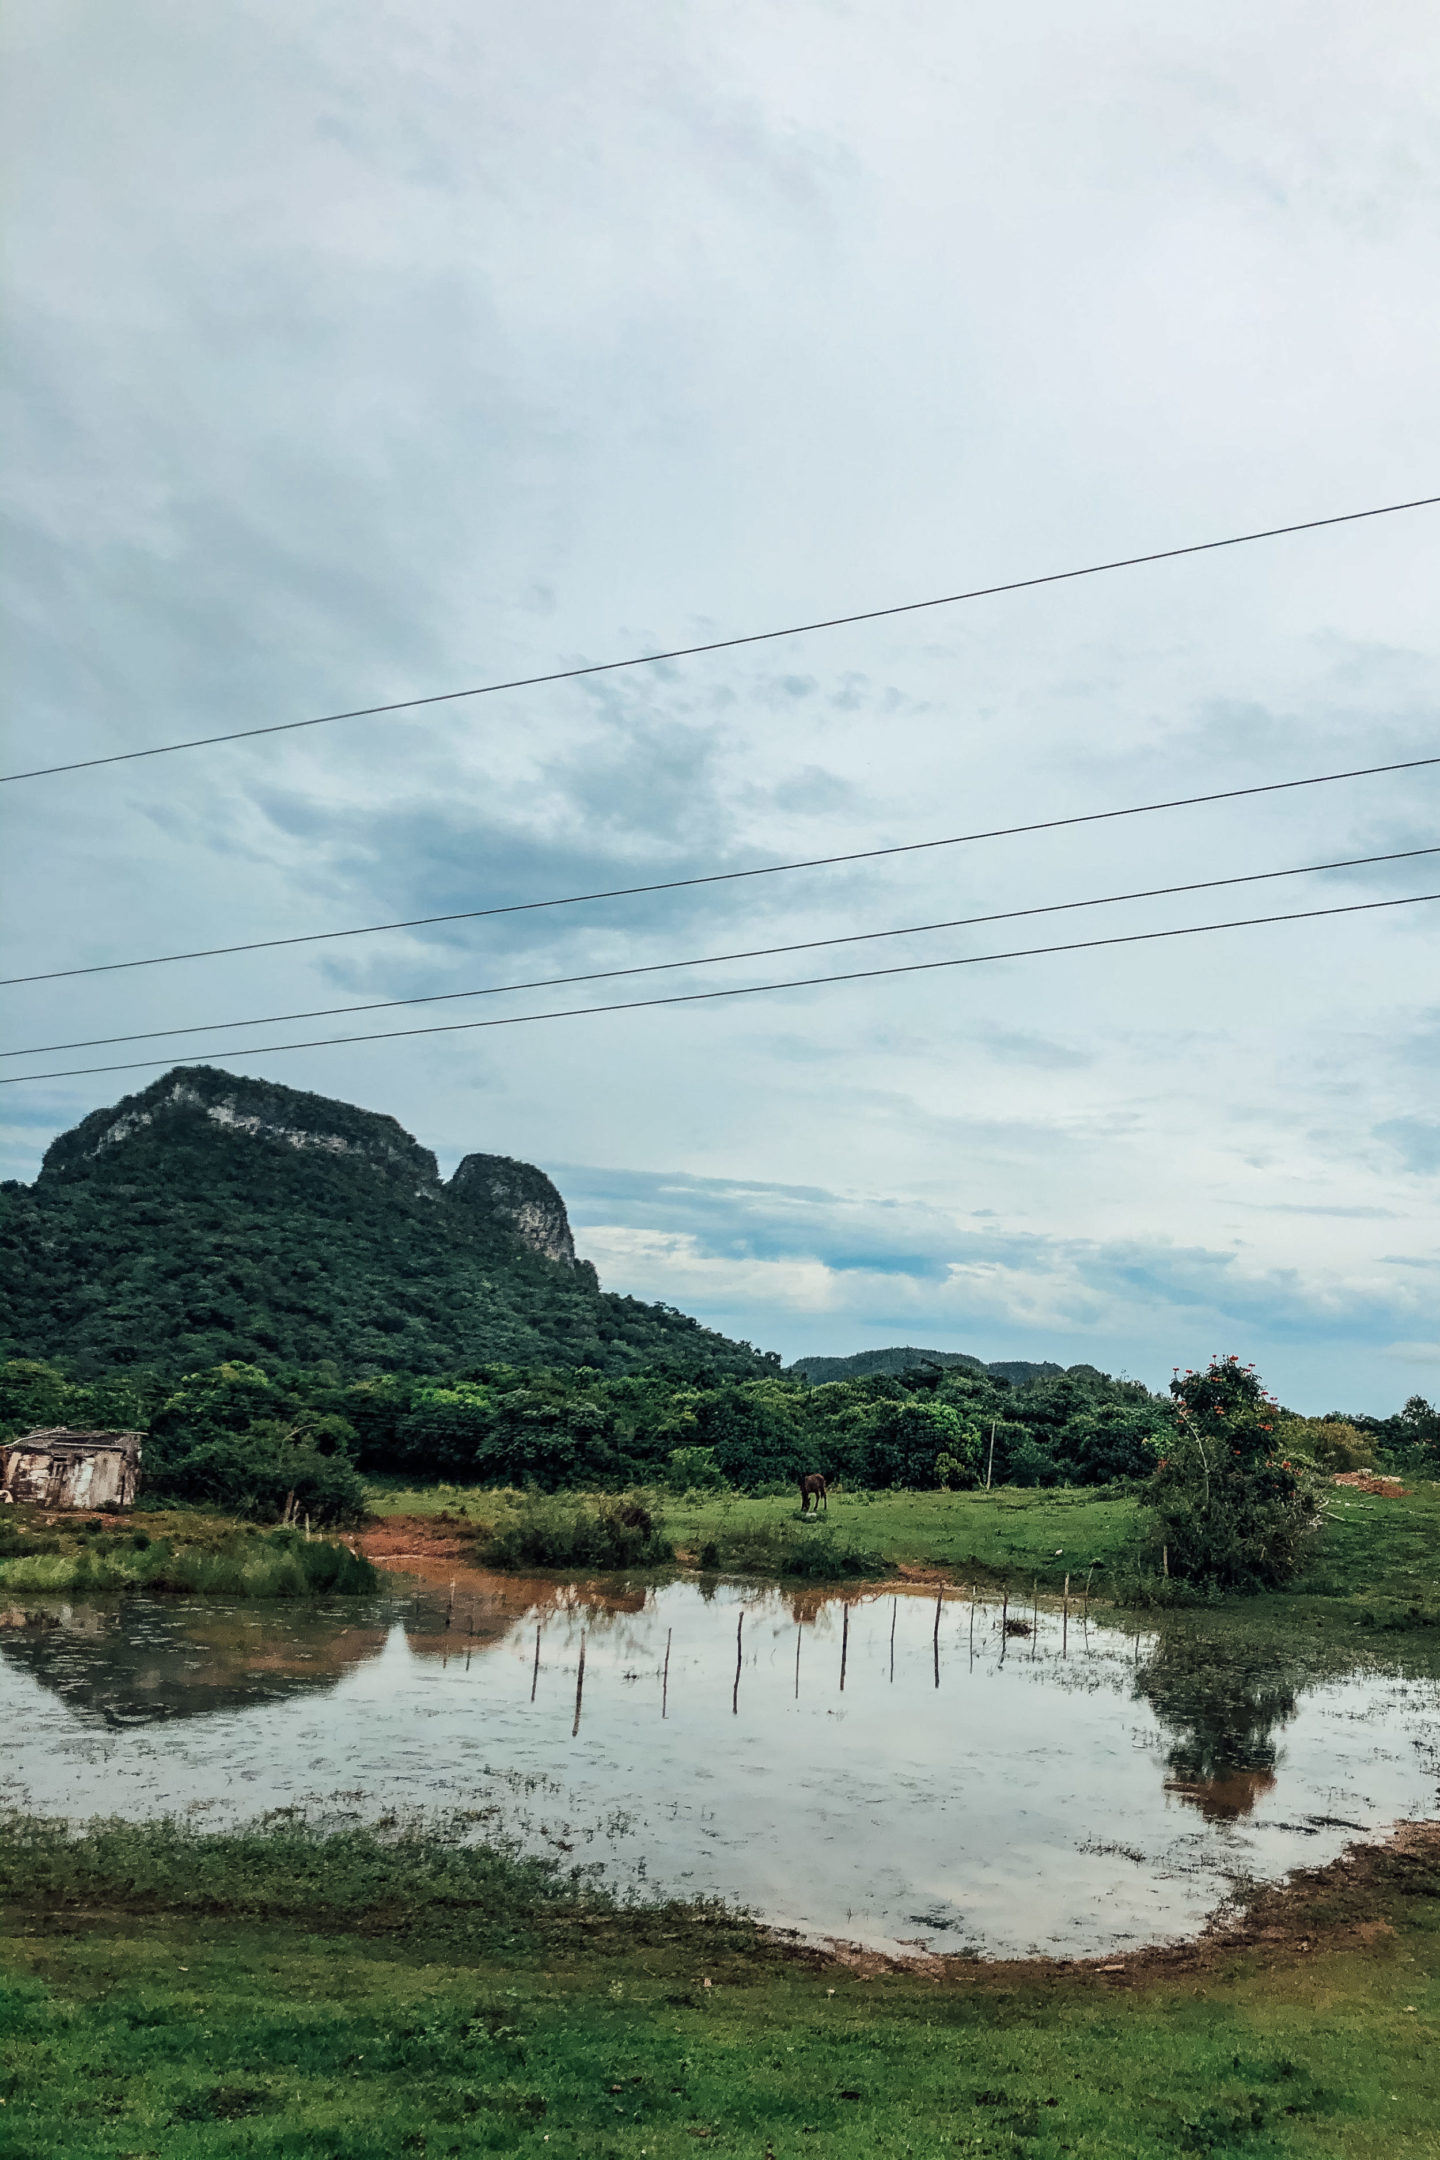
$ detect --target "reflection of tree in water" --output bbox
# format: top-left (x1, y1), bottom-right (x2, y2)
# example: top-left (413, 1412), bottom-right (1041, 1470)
top-left (1135, 1629), bottom-right (1298, 1820)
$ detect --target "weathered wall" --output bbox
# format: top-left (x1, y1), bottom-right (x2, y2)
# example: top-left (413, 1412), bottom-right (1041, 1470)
top-left (2, 1434), bottom-right (142, 1509)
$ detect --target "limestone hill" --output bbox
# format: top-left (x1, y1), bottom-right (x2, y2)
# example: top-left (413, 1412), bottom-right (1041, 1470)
top-left (0, 1067), bottom-right (775, 1382)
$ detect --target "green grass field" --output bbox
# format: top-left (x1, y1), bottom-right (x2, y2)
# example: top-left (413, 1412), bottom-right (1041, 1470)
top-left (365, 1479), bottom-right (1440, 1626)
top-left (1, 1815), bottom-right (1437, 2160)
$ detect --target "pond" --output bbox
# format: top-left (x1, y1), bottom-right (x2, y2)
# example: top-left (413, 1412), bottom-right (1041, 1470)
top-left (3, 1574), bottom-right (1437, 1959)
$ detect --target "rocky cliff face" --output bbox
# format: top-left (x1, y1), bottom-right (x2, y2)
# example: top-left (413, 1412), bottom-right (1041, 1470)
top-left (44, 1068), bottom-right (440, 1190)
top-left (448, 1152), bottom-right (577, 1265)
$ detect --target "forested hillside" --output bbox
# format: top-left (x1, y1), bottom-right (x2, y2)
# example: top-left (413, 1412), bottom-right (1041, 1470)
top-left (0, 1067), bottom-right (775, 1382)
top-left (789, 1346), bottom-right (1068, 1386)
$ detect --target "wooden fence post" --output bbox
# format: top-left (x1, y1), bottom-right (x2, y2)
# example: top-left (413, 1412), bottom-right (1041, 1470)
top-left (572, 1632), bottom-right (586, 1737)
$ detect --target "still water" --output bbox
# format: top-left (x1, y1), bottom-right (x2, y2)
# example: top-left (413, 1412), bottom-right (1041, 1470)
top-left (3, 1576), bottom-right (1437, 1958)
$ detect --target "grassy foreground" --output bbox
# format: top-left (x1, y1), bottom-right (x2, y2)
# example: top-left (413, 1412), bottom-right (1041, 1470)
top-left (365, 1480), bottom-right (1440, 1622)
top-left (1, 1815), bottom-right (1438, 2159)
top-left (0, 1510), bottom-right (377, 1597)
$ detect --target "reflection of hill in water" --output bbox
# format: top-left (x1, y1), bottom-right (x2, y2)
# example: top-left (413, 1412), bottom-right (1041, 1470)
top-left (0, 1601), bottom-right (395, 1725)
top-left (0, 1574), bottom-right (657, 1727)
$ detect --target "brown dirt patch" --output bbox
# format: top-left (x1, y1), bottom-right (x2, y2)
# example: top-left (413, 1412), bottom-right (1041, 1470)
top-left (358, 1513), bottom-right (475, 1567)
top-left (1332, 1471), bottom-right (1408, 1495)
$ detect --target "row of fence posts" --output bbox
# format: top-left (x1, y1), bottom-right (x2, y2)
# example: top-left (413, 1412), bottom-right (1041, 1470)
top-left (418, 1566), bottom-right (1097, 1724)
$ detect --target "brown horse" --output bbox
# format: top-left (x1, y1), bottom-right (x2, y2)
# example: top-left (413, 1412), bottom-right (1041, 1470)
top-left (797, 1472), bottom-right (828, 1516)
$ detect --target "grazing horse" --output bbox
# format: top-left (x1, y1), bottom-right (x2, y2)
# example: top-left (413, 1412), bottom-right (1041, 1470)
top-left (798, 1472), bottom-right (828, 1516)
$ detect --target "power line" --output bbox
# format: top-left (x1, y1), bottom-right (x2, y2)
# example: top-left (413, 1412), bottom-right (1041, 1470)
top-left (7, 845), bottom-right (1433, 1061)
top-left (4, 492), bottom-right (1438, 786)
top-left (4, 888), bottom-right (1433, 1087)
top-left (5, 751), bottom-right (1436, 989)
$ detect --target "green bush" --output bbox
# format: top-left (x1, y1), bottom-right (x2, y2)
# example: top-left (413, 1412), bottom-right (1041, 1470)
top-left (1144, 1356), bottom-right (1318, 1590)
top-left (664, 1445), bottom-right (728, 1492)
top-left (476, 1492), bottom-right (674, 1571)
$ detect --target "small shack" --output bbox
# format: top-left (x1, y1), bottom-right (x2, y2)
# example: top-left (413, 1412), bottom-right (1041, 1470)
top-left (1, 1429), bottom-right (143, 1510)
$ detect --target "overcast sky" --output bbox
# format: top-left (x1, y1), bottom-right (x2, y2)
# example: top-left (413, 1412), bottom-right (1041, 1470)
top-left (3, 0), bottom-right (1438, 1410)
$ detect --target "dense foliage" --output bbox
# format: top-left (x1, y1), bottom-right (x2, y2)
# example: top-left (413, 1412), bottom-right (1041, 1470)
top-left (1, 1347), bottom-right (1174, 1515)
top-left (788, 1346), bottom-right (1064, 1386)
top-left (0, 1066), bottom-right (776, 1383)
top-left (1143, 1356), bottom-right (1319, 1590)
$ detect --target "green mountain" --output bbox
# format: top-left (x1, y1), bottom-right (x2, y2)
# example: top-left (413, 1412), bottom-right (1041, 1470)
top-left (788, 1346), bottom-right (1068, 1387)
top-left (0, 1067), bottom-right (775, 1382)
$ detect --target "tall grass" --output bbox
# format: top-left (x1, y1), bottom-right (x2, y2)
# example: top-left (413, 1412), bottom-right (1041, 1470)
top-left (0, 1523), bottom-right (376, 1597)
top-left (477, 1492), bottom-right (674, 1571)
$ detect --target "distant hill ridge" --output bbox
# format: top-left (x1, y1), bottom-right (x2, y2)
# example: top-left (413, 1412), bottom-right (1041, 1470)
top-left (0, 1067), bottom-right (775, 1381)
top-left (788, 1346), bottom-right (1074, 1388)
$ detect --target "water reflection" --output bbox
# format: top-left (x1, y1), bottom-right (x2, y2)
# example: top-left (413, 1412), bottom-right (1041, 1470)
top-left (1135, 1633), bottom-right (1299, 1820)
top-left (2, 1578), bottom-right (1437, 1958)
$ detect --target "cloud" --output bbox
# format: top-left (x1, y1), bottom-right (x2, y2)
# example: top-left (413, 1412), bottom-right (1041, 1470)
top-left (1374, 1119), bottom-right (1440, 1174)
top-left (3, 0), bottom-right (1439, 1417)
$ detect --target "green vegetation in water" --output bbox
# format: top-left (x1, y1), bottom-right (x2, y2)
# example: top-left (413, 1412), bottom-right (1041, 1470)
top-left (0, 1512), bottom-right (376, 1597)
top-left (1, 1813), bottom-right (1438, 2158)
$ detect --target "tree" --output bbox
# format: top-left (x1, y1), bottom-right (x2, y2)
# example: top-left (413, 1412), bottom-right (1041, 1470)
top-left (1144, 1355), bottom-right (1317, 1589)
top-left (1397, 1395), bottom-right (1440, 1467)
top-left (147, 1362), bottom-right (366, 1524)
top-left (863, 1399), bottom-right (979, 1489)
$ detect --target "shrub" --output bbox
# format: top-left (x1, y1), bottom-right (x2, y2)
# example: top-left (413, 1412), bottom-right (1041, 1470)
top-left (691, 1520), bottom-right (885, 1580)
top-left (476, 1493), bottom-right (674, 1571)
top-left (144, 1432), bottom-right (367, 1527)
top-left (664, 1445), bottom-right (728, 1492)
top-left (1275, 1416), bottom-right (1373, 1474)
top-left (1143, 1356), bottom-right (1318, 1590)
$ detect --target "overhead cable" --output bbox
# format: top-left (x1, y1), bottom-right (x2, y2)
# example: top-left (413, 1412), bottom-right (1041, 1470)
top-left (4, 750), bottom-right (1436, 989)
top-left (4, 888), bottom-right (1434, 1087)
top-left (6, 845), bottom-right (1434, 1060)
top-left (4, 491), bottom-right (1438, 785)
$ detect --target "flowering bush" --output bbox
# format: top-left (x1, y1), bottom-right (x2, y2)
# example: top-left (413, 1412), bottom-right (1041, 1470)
top-left (1143, 1355), bottom-right (1318, 1589)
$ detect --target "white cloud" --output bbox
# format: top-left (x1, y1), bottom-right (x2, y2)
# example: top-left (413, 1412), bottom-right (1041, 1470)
top-left (3, 0), bottom-right (1438, 1414)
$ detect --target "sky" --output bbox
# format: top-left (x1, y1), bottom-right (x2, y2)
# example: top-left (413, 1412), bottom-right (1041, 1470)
top-left (2, 0), bottom-right (1438, 1411)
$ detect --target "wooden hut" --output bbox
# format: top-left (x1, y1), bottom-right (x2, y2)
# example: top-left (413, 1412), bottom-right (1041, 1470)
top-left (1, 1428), bottom-right (143, 1510)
